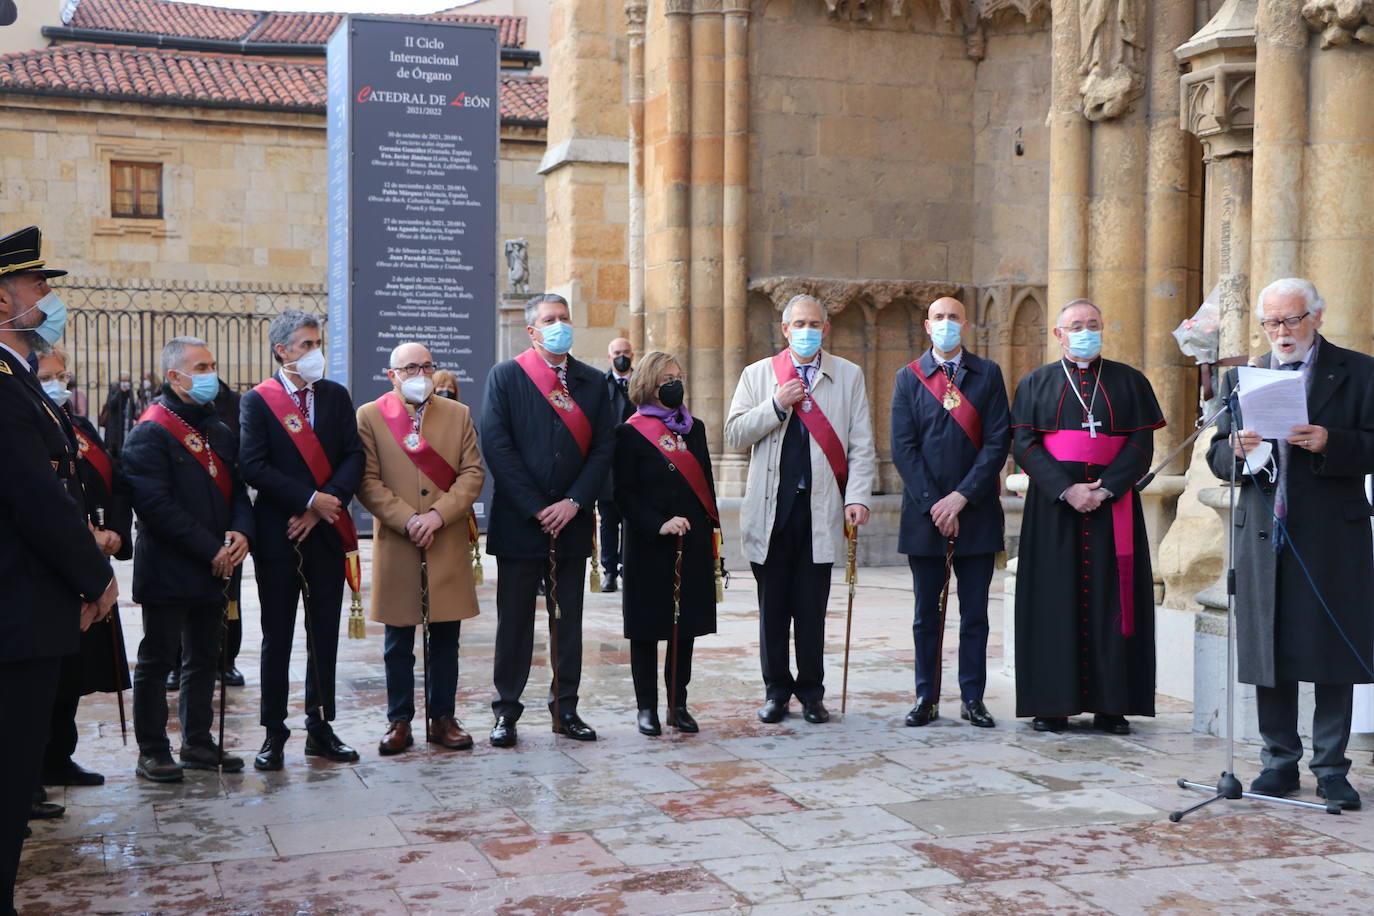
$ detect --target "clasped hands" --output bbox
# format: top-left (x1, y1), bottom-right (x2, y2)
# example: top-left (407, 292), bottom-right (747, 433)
top-left (211, 531), bottom-right (249, 579)
top-left (537, 498), bottom-right (579, 537)
top-left (928, 491), bottom-right (966, 538)
top-left (79, 575), bottom-right (119, 632)
top-left (406, 509), bottom-right (444, 548)
top-left (1065, 480), bottom-right (1109, 514)
top-left (287, 490), bottom-right (343, 542)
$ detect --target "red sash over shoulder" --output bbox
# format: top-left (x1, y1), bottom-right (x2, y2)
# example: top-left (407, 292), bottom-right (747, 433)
top-left (138, 403), bottom-right (232, 504)
top-left (72, 427), bottom-right (115, 494)
top-left (626, 413), bottom-right (719, 523)
top-left (772, 350), bottom-right (849, 494)
top-left (1042, 430), bottom-right (1137, 639)
top-left (909, 359), bottom-right (983, 449)
top-left (515, 348), bottom-right (592, 458)
top-left (376, 391), bottom-right (459, 491)
top-left (253, 378), bottom-right (362, 594)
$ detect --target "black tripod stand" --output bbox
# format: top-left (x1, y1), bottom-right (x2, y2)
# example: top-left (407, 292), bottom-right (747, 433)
top-left (1140, 394), bottom-right (1340, 820)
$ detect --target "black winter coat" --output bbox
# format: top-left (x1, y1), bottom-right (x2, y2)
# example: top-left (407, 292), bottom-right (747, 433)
top-left (613, 418), bottom-right (718, 640)
top-left (121, 391), bottom-right (254, 607)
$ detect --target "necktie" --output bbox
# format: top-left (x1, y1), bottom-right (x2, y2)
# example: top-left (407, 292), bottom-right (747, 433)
top-left (941, 361), bottom-right (956, 382)
top-left (557, 366), bottom-right (568, 394)
top-left (25, 351), bottom-right (39, 373)
top-left (1272, 361), bottom-right (1303, 551)
top-left (617, 377), bottom-right (627, 394)
top-left (295, 387), bottom-right (310, 426)
top-left (799, 364), bottom-right (813, 389)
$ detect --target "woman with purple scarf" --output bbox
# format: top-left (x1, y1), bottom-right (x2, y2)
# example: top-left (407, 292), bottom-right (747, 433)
top-left (613, 350), bottom-right (719, 736)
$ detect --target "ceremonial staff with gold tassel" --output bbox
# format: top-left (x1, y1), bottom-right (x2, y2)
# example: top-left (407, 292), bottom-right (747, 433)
top-left (240, 310), bottom-right (366, 771)
top-left (356, 342), bottom-right (485, 757)
top-left (841, 522), bottom-right (858, 714)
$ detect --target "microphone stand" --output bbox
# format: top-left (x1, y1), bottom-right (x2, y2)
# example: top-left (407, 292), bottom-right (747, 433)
top-left (1167, 391), bottom-right (1339, 820)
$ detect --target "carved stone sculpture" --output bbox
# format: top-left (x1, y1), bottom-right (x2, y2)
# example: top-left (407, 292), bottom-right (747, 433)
top-left (1302, 0), bottom-right (1374, 47)
top-left (1078, 0), bottom-right (1146, 121)
top-left (504, 238), bottom-right (530, 295)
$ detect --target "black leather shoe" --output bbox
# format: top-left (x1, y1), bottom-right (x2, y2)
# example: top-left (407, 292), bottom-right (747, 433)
top-left (28, 801), bottom-right (64, 820)
top-left (136, 750), bottom-right (185, 783)
top-left (305, 729), bottom-right (361, 762)
top-left (757, 697), bottom-right (788, 723)
top-left (961, 700), bottom-right (995, 728)
top-left (253, 734), bottom-right (287, 771)
top-left (490, 716), bottom-right (518, 748)
top-left (1092, 714), bottom-right (1130, 735)
top-left (219, 666), bottom-right (246, 687)
top-left (667, 706), bottom-right (698, 733)
top-left (600, 573), bottom-right (617, 593)
top-left (165, 669), bottom-right (179, 691)
top-left (1250, 767), bottom-right (1301, 798)
top-left (1317, 774), bottom-right (1362, 810)
top-left (905, 703), bottom-right (938, 727)
top-left (637, 708), bottom-right (661, 736)
top-left (553, 711), bottom-right (598, 741)
top-left (42, 758), bottom-right (105, 786)
top-left (1032, 716), bottom-right (1068, 732)
top-left (180, 743), bottom-right (245, 773)
top-left (802, 700), bottom-right (829, 724)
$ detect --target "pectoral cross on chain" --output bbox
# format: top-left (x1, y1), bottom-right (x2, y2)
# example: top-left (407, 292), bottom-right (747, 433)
top-left (1082, 414), bottom-right (1102, 439)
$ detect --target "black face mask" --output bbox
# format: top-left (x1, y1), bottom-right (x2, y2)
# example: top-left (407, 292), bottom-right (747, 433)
top-left (657, 379), bottom-right (684, 409)
top-left (436, 389), bottom-right (456, 400)
top-left (613, 355), bottom-right (632, 374)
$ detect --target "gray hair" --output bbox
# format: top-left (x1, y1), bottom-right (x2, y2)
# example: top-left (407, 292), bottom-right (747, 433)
top-left (525, 292), bottom-right (569, 326)
top-left (1056, 298), bottom-right (1102, 324)
top-left (161, 336), bottom-right (209, 375)
top-left (268, 309), bottom-right (321, 363)
top-left (1254, 277), bottom-right (1325, 319)
top-left (781, 294), bottom-right (828, 324)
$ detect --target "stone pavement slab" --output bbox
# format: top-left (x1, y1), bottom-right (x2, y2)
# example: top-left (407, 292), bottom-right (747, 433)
top-left (16, 553), bottom-right (1374, 913)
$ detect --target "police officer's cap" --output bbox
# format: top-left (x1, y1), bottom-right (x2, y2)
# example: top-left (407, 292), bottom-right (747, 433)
top-left (0, 226), bottom-right (67, 280)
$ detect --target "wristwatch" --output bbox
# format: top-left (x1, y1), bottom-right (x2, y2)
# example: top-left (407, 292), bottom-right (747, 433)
top-left (567, 497), bottom-right (581, 510)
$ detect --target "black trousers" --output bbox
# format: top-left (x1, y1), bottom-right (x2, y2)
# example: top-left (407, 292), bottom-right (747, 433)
top-left (256, 539), bottom-right (345, 737)
top-left (598, 501), bottom-right (623, 575)
top-left (909, 553), bottom-right (994, 705)
top-left (751, 494), bottom-right (832, 703)
top-left (132, 602), bottom-right (222, 754)
top-left (42, 684), bottom-right (81, 771)
top-left (629, 637), bottom-right (695, 710)
top-left (492, 555), bottom-right (585, 721)
top-left (1, 657), bottom-right (60, 914)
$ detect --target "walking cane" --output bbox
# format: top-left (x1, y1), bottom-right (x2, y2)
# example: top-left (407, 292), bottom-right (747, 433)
top-left (419, 546), bottom-right (432, 744)
top-left (547, 535), bottom-right (562, 728)
top-left (930, 537), bottom-right (957, 711)
top-left (841, 522), bottom-right (858, 714)
top-left (668, 534), bottom-right (684, 729)
top-left (97, 508), bottom-right (128, 746)
top-left (218, 536), bottom-right (232, 777)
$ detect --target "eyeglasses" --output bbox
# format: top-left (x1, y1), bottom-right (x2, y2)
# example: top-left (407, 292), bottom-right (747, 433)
top-left (391, 362), bottom-right (436, 377)
top-left (1058, 322), bottom-right (1103, 333)
top-left (1259, 312), bottom-right (1310, 332)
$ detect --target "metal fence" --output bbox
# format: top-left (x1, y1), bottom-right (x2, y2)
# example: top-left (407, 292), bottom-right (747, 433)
top-left (58, 280), bottom-right (327, 422)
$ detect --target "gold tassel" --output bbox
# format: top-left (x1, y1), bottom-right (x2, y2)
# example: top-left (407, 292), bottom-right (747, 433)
top-left (227, 600), bottom-right (240, 622)
top-left (589, 511), bottom-right (601, 593)
top-left (348, 592), bottom-right (366, 639)
top-left (468, 513), bottom-right (484, 585)
top-left (995, 549), bottom-right (1008, 570)
top-left (714, 530), bottom-right (724, 603)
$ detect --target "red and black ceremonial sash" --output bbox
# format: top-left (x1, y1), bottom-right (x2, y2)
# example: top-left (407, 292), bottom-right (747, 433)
top-left (910, 359), bottom-right (983, 449)
top-left (376, 391), bottom-right (459, 490)
top-left (772, 350), bottom-right (849, 494)
top-left (627, 413), bottom-right (719, 523)
top-left (138, 403), bottom-right (232, 504)
top-left (253, 379), bottom-right (362, 593)
top-left (515, 348), bottom-right (592, 458)
top-left (72, 427), bottom-right (115, 493)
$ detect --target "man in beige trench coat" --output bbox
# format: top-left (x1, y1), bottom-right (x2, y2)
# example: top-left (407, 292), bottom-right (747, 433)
top-left (357, 342), bottom-right (485, 755)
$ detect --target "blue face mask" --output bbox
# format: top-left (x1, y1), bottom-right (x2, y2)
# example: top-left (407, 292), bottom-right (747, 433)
top-left (1066, 329), bottom-right (1102, 360)
top-left (35, 292), bottom-right (67, 346)
top-left (538, 320), bottom-right (574, 355)
top-left (789, 327), bottom-right (823, 360)
top-left (178, 371), bottom-right (220, 405)
top-left (929, 319), bottom-right (962, 353)
top-left (42, 379), bottom-right (71, 407)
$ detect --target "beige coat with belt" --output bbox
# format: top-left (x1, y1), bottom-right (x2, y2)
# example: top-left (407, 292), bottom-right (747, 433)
top-left (724, 349), bottom-right (876, 566)
top-left (356, 392), bottom-right (485, 626)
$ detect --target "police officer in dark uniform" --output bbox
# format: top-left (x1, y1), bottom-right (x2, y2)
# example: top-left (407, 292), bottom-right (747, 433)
top-left (0, 226), bottom-right (117, 916)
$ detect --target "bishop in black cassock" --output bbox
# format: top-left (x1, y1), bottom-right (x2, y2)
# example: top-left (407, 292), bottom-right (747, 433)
top-left (1011, 301), bottom-right (1164, 734)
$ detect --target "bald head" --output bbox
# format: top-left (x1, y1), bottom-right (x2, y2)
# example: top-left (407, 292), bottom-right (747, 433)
top-left (927, 297), bottom-right (966, 323)
top-left (925, 296), bottom-right (969, 357)
top-left (389, 342), bottom-right (432, 369)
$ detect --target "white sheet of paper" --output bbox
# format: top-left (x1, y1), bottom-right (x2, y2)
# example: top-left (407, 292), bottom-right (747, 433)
top-left (1236, 366), bottom-right (1309, 440)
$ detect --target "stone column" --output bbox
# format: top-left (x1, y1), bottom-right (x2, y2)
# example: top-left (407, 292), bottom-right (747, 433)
top-left (689, 1), bottom-right (725, 437)
top-left (626, 1), bottom-right (648, 353)
top-left (718, 0), bottom-right (751, 490)
top-left (658, 0), bottom-right (694, 354)
top-left (1047, 0), bottom-right (1090, 356)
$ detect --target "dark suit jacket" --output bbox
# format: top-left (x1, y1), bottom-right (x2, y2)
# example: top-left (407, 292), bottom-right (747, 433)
top-left (0, 346), bottom-right (112, 663)
top-left (69, 411), bottom-right (133, 561)
top-left (122, 392), bottom-right (255, 606)
top-left (480, 352), bottom-right (615, 559)
top-left (605, 370), bottom-right (634, 422)
top-left (239, 374), bottom-right (364, 561)
top-left (890, 349), bottom-right (1011, 557)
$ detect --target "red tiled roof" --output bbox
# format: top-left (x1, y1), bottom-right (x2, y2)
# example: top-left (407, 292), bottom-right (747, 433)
top-left (0, 43), bottom-right (547, 123)
top-left (67, 0), bottom-right (527, 49)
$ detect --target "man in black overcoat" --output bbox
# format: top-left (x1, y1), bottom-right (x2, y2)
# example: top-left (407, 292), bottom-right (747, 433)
top-left (480, 293), bottom-right (616, 747)
top-left (891, 297), bottom-right (1010, 729)
top-left (597, 337), bottom-right (635, 592)
top-left (0, 226), bottom-right (117, 916)
top-left (240, 310), bottom-right (365, 770)
top-left (1207, 277), bottom-right (1374, 810)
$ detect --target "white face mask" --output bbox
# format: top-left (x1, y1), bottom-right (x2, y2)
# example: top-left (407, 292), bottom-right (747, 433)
top-left (400, 375), bottom-right (433, 405)
top-left (288, 348), bottom-right (325, 383)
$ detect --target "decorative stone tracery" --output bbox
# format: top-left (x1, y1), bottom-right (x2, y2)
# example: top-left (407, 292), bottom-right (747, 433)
top-left (748, 276), bottom-right (962, 316)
